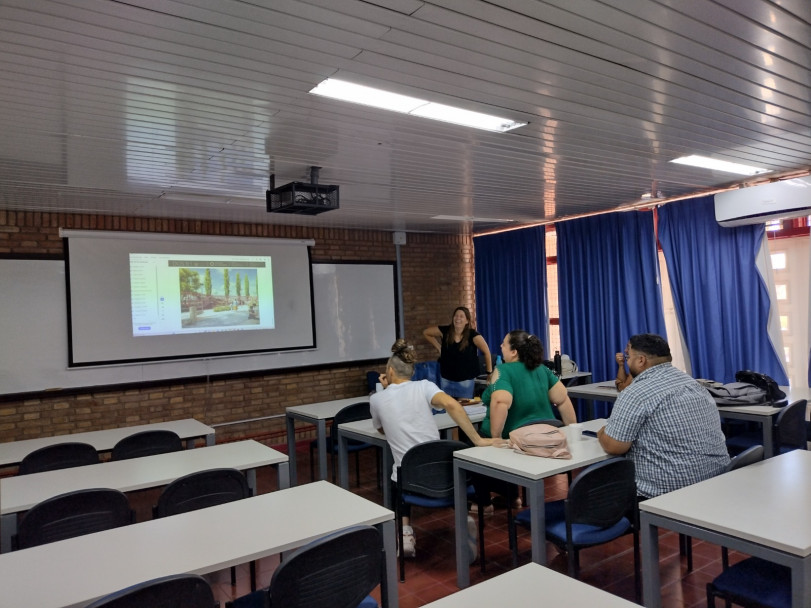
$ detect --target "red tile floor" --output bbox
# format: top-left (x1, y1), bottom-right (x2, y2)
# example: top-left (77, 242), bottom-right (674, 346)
top-left (127, 441), bottom-right (746, 607)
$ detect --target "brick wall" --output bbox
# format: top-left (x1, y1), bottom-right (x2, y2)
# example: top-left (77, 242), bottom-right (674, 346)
top-left (0, 210), bottom-right (475, 446)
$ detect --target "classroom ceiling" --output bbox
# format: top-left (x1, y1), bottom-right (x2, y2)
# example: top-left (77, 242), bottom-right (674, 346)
top-left (1, 0), bottom-right (810, 235)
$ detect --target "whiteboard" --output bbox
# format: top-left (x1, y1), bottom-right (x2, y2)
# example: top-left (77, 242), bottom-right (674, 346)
top-left (0, 259), bottom-right (397, 395)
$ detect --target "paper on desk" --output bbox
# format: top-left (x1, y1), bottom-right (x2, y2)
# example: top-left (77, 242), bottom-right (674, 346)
top-left (463, 404), bottom-right (487, 416)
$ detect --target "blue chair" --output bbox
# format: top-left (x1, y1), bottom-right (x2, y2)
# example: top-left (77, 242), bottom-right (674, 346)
top-left (309, 401), bottom-right (376, 486)
top-left (18, 441), bottom-right (99, 475)
top-left (513, 457), bottom-right (638, 583)
top-left (84, 573), bottom-right (215, 608)
top-left (226, 525), bottom-right (383, 608)
top-left (395, 439), bottom-right (485, 581)
top-left (726, 399), bottom-right (807, 457)
top-left (706, 557), bottom-right (790, 608)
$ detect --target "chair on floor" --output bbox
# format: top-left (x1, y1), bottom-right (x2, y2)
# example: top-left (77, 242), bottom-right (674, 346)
top-left (12, 488), bottom-right (134, 550)
top-left (513, 457), bottom-right (639, 585)
top-left (726, 399), bottom-right (808, 456)
top-left (706, 557), bottom-right (790, 608)
top-left (395, 439), bottom-right (484, 582)
top-left (84, 573), bottom-right (215, 608)
top-left (226, 525), bottom-right (383, 608)
top-left (111, 429), bottom-right (183, 461)
top-left (154, 467), bottom-right (255, 590)
top-left (309, 401), bottom-right (377, 486)
top-left (18, 441), bottom-right (99, 475)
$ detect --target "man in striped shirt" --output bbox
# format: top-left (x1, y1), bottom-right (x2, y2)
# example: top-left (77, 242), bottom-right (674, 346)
top-left (597, 333), bottom-right (730, 498)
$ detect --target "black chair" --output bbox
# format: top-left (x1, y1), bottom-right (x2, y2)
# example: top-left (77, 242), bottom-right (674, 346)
top-left (226, 525), bottom-right (382, 608)
top-left (727, 399), bottom-right (808, 456)
top-left (718, 444), bottom-right (766, 569)
top-left (12, 488), bottom-right (134, 550)
top-left (706, 557), bottom-right (790, 608)
top-left (154, 467), bottom-right (254, 589)
top-left (84, 573), bottom-right (215, 608)
top-left (18, 441), bottom-right (99, 475)
top-left (111, 430), bottom-right (183, 461)
top-left (395, 439), bottom-right (483, 582)
top-left (309, 401), bottom-right (377, 486)
top-left (513, 458), bottom-right (639, 585)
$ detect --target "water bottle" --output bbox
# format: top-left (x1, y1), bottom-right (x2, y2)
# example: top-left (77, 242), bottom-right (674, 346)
top-left (553, 350), bottom-right (562, 376)
top-left (495, 355), bottom-right (502, 366)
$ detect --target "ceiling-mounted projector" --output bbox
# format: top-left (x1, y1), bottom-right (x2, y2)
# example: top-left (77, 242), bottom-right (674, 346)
top-left (266, 166), bottom-right (339, 215)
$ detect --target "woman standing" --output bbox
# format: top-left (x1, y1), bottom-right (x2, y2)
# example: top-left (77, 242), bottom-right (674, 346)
top-left (423, 307), bottom-right (492, 399)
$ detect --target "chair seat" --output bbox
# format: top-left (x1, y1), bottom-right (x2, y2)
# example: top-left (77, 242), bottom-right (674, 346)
top-left (228, 589), bottom-right (377, 608)
top-left (515, 501), bottom-right (632, 546)
top-left (710, 557), bottom-right (790, 608)
top-left (402, 492), bottom-right (455, 509)
top-left (726, 431), bottom-right (762, 454)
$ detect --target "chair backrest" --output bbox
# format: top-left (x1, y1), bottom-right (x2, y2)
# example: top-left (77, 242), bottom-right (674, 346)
top-left (774, 399), bottom-right (808, 452)
top-left (154, 467), bottom-right (250, 518)
top-left (268, 525), bottom-right (383, 608)
top-left (14, 488), bottom-right (133, 550)
top-left (413, 361), bottom-right (440, 384)
top-left (398, 439), bottom-right (468, 499)
top-left (566, 458), bottom-right (637, 528)
top-left (84, 573), bottom-right (215, 608)
top-left (515, 417), bottom-right (563, 429)
top-left (330, 401), bottom-right (372, 444)
top-left (18, 441), bottom-right (99, 475)
top-left (725, 444), bottom-right (765, 472)
top-left (111, 430), bottom-right (183, 461)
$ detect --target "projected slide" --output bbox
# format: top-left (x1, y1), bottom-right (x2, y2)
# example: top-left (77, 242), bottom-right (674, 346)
top-left (130, 253), bottom-right (275, 337)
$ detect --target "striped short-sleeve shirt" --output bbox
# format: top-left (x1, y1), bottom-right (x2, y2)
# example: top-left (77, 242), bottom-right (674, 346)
top-left (604, 363), bottom-right (730, 498)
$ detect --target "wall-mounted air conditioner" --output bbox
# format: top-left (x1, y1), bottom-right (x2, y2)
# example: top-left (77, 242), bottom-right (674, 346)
top-left (715, 177), bottom-right (811, 226)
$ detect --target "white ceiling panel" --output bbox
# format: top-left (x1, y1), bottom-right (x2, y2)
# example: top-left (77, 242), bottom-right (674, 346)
top-left (0, 0), bottom-right (809, 234)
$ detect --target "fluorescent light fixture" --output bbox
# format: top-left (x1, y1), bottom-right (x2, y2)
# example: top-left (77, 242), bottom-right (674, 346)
top-left (432, 215), bottom-right (515, 223)
top-left (765, 220), bottom-right (782, 232)
top-left (310, 78), bottom-right (527, 132)
top-left (670, 155), bottom-right (769, 176)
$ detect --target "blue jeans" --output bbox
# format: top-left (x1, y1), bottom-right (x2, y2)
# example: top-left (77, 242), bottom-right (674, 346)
top-left (439, 377), bottom-right (475, 399)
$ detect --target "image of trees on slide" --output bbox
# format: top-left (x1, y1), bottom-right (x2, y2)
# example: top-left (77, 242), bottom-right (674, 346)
top-left (179, 267), bottom-right (260, 328)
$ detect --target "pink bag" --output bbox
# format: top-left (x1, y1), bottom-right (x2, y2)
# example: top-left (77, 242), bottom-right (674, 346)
top-left (508, 424), bottom-right (572, 459)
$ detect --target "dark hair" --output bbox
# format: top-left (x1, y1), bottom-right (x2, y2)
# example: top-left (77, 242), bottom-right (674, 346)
top-left (388, 338), bottom-right (416, 378)
top-left (507, 330), bottom-right (545, 370)
top-left (628, 333), bottom-right (671, 358)
top-left (443, 306), bottom-right (473, 351)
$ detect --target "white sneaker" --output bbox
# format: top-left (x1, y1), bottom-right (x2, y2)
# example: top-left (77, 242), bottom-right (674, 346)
top-left (466, 515), bottom-right (478, 564)
top-left (402, 525), bottom-right (416, 558)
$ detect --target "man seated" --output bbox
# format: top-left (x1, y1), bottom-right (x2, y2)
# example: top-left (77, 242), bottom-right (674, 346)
top-left (371, 339), bottom-right (501, 558)
top-left (597, 333), bottom-right (730, 499)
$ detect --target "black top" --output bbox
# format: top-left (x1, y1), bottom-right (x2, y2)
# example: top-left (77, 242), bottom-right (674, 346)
top-left (438, 324), bottom-right (481, 381)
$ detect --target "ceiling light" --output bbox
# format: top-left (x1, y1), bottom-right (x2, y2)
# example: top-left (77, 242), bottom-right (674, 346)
top-left (765, 220), bottom-right (782, 232)
top-left (670, 155), bottom-right (769, 176)
top-left (310, 79), bottom-right (527, 132)
top-left (431, 215), bottom-right (515, 223)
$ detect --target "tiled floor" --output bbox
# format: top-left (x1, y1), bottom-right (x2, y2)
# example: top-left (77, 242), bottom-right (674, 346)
top-left (129, 442), bottom-right (744, 607)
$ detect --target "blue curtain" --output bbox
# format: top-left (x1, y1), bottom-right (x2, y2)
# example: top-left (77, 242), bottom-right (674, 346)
top-left (474, 226), bottom-right (548, 356)
top-left (658, 196), bottom-right (788, 384)
top-left (557, 211), bottom-right (666, 417)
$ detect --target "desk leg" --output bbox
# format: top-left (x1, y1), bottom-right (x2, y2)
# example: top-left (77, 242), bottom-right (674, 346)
top-left (1, 513), bottom-right (17, 553)
top-left (763, 422), bottom-right (775, 458)
top-left (246, 468), bottom-right (257, 495)
top-left (378, 519), bottom-right (399, 608)
top-left (276, 462), bottom-right (290, 490)
top-left (526, 481), bottom-right (546, 565)
top-left (382, 446), bottom-right (393, 509)
top-left (453, 460), bottom-right (471, 589)
top-left (640, 512), bottom-right (661, 608)
top-left (316, 420), bottom-right (328, 481)
top-left (337, 431), bottom-right (350, 490)
top-left (285, 414), bottom-right (298, 487)
top-left (205, 432), bottom-right (215, 447)
top-left (791, 557), bottom-right (811, 608)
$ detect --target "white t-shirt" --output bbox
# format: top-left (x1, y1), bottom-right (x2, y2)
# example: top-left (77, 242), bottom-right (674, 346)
top-left (370, 379), bottom-right (442, 480)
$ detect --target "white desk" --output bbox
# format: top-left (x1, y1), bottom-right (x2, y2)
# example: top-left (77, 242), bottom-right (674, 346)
top-left (0, 439), bottom-right (289, 553)
top-left (640, 450), bottom-right (811, 608)
top-left (0, 481), bottom-right (398, 608)
top-left (336, 407), bottom-right (487, 508)
top-left (453, 420), bottom-right (609, 588)
top-left (285, 396), bottom-right (369, 485)
top-left (422, 562), bottom-right (638, 607)
top-left (0, 418), bottom-right (215, 469)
